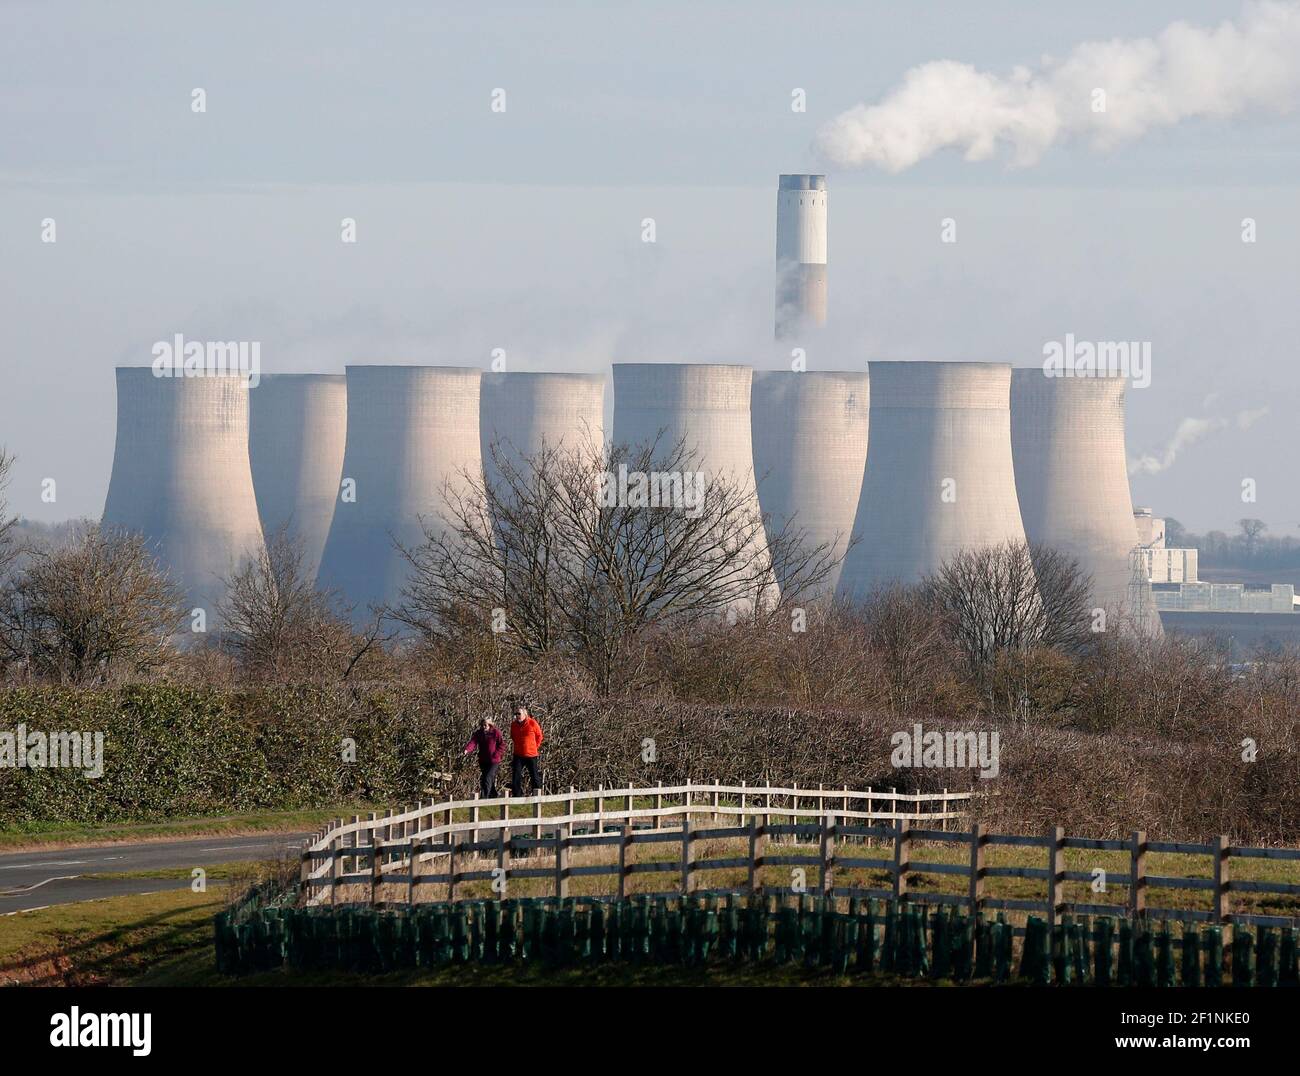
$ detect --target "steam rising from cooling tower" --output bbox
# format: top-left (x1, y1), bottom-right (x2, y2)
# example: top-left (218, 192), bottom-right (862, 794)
top-left (611, 363), bottom-right (776, 607)
top-left (815, 2), bottom-right (1300, 172)
top-left (480, 371), bottom-right (606, 490)
top-left (775, 175), bottom-right (827, 339)
top-left (249, 373), bottom-right (347, 582)
top-left (837, 362), bottom-right (1028, 597)
top-left (1010, 369), bottom-right (1162, 636)
top-left (101, 367), bottom-right (266, 620)
top-left (316, 366), bottom-right (482, 621)
top-left (751, 370), bottom-right (869, 595)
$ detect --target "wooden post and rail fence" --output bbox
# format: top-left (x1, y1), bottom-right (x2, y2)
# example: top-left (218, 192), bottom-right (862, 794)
top-left (299, 781), bottom-right (1300, 931)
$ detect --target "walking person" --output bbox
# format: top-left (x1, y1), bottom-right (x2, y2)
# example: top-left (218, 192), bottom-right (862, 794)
top-left (509, 702), bottom-right (544, 797)
top-left (463, 716), bottom-right (505, 799)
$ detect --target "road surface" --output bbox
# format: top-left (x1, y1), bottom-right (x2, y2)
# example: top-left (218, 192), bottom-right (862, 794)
top-left (0, 832), bottom-right (309, 913)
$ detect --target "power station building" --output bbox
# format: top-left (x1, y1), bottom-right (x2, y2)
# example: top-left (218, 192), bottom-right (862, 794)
top-left (750, 370), bottom-right (869, 594)
top-left (248, 373), bottom-right (347, 581)
top-left (101, 367), bottom-right (266, 620)
top-left (775, 174), bottom-right (828, 339)
top-left (316, 366), bottom-right (483, 622)
top-left (837, 362), bottom-right (1029, 597)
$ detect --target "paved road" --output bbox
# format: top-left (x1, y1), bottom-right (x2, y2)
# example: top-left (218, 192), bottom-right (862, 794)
top-left (0, 832), bottom-right (309, 913)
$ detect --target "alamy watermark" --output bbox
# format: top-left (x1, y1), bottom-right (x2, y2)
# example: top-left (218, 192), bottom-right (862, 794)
top-left (1, 724), bottom-right (104, 779)
top-left (598, 464), bottom-right (706, 518)
top-left (1042, 333), bottom-right (1150, 388)
top-left (151, 333), bottom-right (261, 387)
top-left (890, 723), bottom-right (999, 779)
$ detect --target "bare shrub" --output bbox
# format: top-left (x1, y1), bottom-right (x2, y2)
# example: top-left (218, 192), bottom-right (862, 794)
top-left (0, 522), bottom-right (182, 684)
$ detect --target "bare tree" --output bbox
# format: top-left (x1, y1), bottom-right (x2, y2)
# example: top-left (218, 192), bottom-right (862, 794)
top-left (862, 583), bottom-right (949, 716)
top-left (393, 435), bottom-right (841, 695)
top-left (1027, 543), bottom-right (1097, 654)
top-left (1239, 518), bottom-right (1268, 558)
top-left (0, 522), bottom-right (183, 684)
top-left (218, 526), bottom-right (368, 682)
top-left (0, 449), bottom-right (17, 581)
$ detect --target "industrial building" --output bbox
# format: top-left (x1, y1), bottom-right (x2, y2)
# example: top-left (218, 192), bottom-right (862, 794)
top-left (316, 366), bottom-right (483, 622)
top-left (774, 174), bottom-right (827, 339)
top-left (248, 373), bottom-right (347, 581)
top-left (837, 362), bottom-right (1029, 597)
top-left (750, 370), bottom-right (869, 594)
top-left (1010, 370), bottom-right (1161, 635)
top-left (479, 371), bottom-right (606, 491)
top-left (101, 367), bottom-right (266, 620)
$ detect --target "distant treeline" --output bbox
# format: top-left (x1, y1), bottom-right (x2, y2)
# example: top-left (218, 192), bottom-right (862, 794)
top-left (1166, 517), bottom-right (1300, 570)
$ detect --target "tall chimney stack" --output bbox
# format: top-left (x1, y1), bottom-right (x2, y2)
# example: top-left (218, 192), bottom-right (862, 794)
top-left (775, 174), bottom-right (828, 339)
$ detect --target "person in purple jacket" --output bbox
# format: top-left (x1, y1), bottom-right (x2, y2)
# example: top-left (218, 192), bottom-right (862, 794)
top-left (463, 716), bottom-right (505, 799)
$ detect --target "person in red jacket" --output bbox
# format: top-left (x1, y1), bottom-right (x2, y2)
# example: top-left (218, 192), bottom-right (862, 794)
top-left (463, 717), bottom-right (505, 798)
top-left (509, 703), bottom-right (544, 797)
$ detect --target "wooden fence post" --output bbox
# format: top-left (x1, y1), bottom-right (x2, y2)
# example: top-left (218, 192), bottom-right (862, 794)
top-left (748, 816), bottom-right (764, 895)
top-left (496, 829), bottom-right (509, 899)
top-left (820, 814), bottom-right (836, 896)
top-left (740, 780), bottom-right (747, 826)
top-left (681, 815), bottom-right (695, 894)
top-left (618, 821), bottom-right (632, 899)
top-left (447, 833), bottom-right (458, 903)
top-left (407, 837), bottom-right (420, 906)
top-left (968, 823), bottom-right (985, 916)
top-left (1129, 829), bottom-right (1147, 919)
top-left (555, 826), bottom-right (569, 899)
top-left (533, 793), bottom-right (543, 841)
top-left (472, 794), bottom-right (480, 846)
top-left (348, 813), bottom-right (360, 878)
top-left (368, 813), bottom-right (380, 907)
top-left (893, 817), bottom-right (911, 904)
top-left (1213, 834), bottom-right (1231, 925)
top-left (597, 784), bottom-right (605, 835)
top-left (940, 789), bottom-right (949, 833)
top-left (1046, 826), bottom-right (1064, 931)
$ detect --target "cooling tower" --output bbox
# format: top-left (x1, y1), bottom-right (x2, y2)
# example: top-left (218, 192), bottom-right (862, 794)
top-left (837, 362), bottom-right (1028, 598)
top-left (611, 363), bottom-right (775, 605)
top-left (1010, 369), bottom-right (1162, 635)
top-left (101, 367), bottom-right (266, 618)
top-left (775, 174), bottom-right (827, 339)
top-left (248, 373), bottom-right (347, 581)
top-left (751, 370), bottom-right (869, 594)
top-left (479, 371), bottom-right (606, 489)
top-left (316, 366), bottom-right (482, 620)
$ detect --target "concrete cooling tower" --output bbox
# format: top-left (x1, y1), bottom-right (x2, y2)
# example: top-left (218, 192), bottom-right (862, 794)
top-left (101, 367), bottom-right (266, 619)
top-left (316, 366), bottom-right (482, 621)
top-left (751, 370), bottom-right (869, 594)
top-left (775, 174), bottom-right (827, 339)
top-left (837, 362), bottom-right (1028, 598)
top-left (611, 363), bottom-right (775, 605)
top-left (479, 371), bottom-right (606, 490)
top-left (248, 373), bottom-right (347, 581)
top-left (1010, 369), bottom-right (1162, 635)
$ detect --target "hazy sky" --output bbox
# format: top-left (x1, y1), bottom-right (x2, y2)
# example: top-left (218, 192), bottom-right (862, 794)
top-left (1, 0), bottom-right (1297, 533)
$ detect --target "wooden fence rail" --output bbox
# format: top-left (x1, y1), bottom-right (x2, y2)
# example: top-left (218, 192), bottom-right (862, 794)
top-left (298, 783), bottom-right (1300, 930)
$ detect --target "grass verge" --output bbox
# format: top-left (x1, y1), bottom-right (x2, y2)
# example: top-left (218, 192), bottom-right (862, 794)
top-left (0, 807), bottom-right (372, 853)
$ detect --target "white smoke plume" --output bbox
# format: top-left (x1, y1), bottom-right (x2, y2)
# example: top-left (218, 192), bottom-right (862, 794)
top-left (816, 2), bottom-right (1300, 172)
top-left (1129, 407), bottom-right (1269, 475)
